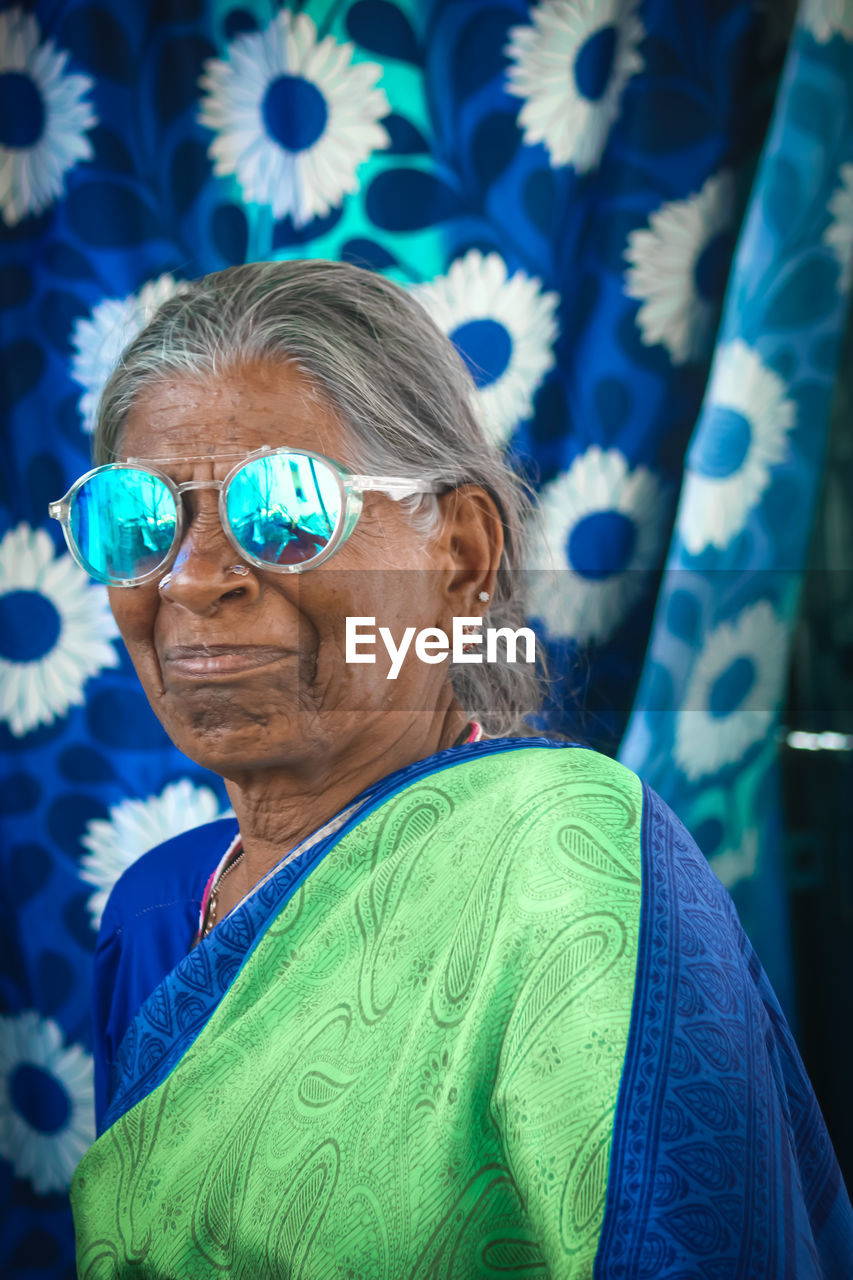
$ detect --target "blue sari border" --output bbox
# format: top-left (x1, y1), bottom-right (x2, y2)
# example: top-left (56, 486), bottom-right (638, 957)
top-left (594, 781), bottom-right (852, 1278)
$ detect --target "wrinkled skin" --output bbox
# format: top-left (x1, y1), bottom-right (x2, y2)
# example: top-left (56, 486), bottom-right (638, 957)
top-left (108, 358), bottom-right (502, 914)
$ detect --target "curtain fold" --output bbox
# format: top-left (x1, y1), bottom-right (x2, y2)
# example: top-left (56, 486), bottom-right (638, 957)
top-left (618, 6), bottom-right (853, 1023)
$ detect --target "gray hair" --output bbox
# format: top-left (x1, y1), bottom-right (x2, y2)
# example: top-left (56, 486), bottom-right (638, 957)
top-left (94, 258), bottom-right (544, 736)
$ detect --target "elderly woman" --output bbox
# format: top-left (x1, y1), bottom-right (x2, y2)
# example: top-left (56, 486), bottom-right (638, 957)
top-left (57, 261), bottom-right (850, 1278)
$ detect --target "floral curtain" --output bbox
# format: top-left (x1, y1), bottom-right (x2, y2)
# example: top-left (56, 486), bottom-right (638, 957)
top-left (0, 0), bottom-right (850, 1273)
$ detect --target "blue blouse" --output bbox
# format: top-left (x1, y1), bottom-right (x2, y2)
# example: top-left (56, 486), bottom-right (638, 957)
top-left (92, 816), bottom-right (238, 1127)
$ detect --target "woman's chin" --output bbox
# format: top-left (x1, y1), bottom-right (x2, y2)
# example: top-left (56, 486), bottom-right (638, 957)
top-left (164, 704), bottom-right (356, 777)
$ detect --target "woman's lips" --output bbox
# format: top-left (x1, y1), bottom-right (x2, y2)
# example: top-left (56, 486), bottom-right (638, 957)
top-left (163, 645), bottom-right (294, 677)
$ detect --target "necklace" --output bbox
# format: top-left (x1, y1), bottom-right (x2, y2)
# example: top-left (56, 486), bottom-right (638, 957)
top-left (201, 847), bottom-right (244, 939)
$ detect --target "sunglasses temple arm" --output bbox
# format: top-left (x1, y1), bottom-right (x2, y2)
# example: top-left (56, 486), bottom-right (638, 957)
top-left (349, 476), bottom-right (436, 499)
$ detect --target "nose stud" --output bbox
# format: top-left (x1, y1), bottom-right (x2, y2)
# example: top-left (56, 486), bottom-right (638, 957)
top-left (228, 565), bottom-right (250, 576)
top-left (158, 573), bottom-right (172, 591)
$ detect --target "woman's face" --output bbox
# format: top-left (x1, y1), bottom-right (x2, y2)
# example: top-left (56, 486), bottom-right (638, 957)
top-left (108, 359), bottom-right (496, 782)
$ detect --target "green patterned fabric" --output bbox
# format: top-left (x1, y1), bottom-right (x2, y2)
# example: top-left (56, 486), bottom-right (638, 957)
top-left (71, 747), bottom-right (643, 1277)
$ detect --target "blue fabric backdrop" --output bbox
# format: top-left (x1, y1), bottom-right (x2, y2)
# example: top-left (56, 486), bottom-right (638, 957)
top-left (0, 0), bottom-right (850, 1273)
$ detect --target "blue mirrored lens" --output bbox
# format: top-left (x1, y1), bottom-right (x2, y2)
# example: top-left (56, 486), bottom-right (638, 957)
top-left (226, 453), bottom-right (342, 566)
top-left (70, 468), bottom-right (177, 582)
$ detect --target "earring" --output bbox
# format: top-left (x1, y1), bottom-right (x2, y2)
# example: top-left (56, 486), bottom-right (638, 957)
top-left (478, 590), bottom-right (490, 602)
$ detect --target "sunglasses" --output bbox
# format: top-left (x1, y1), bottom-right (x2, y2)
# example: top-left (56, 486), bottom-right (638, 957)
top-left (49, 446), bottom-right (436, 586)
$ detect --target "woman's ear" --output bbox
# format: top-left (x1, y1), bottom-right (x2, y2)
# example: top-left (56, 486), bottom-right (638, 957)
top-left (433, 485), bottom-right (504, 610)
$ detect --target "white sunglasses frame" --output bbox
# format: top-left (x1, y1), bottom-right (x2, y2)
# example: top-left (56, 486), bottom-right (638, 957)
top-left (48, 444), bottom-right (436, 586)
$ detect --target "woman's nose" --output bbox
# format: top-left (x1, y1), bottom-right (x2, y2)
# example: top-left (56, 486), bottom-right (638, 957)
top-left (157, 501), bottom-right (259, 614)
